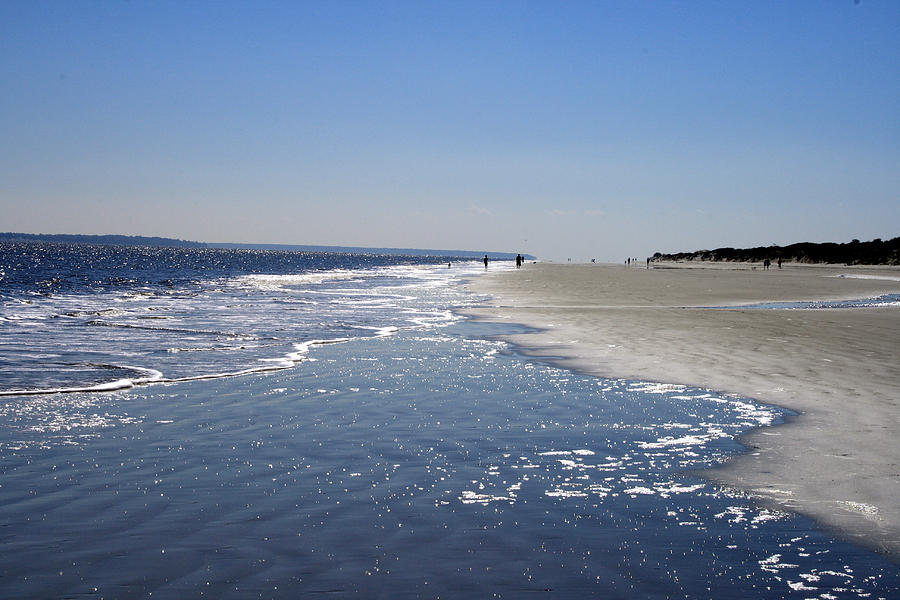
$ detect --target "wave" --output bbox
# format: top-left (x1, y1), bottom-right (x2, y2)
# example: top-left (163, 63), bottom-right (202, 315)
top-left (0, 378), bottom-right (140, 397)
top-left (0, 338), bottom-right (356, 398)
top-left (1, 260), bottom-right (486, 398)
top-left (85, 319), bottom-right (260, 339)
top-left (166, 343), bottom-right (267, 353)
top-left (228, 262), bottom-right (478, 292)
top-left (353, 326), bottom-right (400, 337)
top-left (0, 365), bottom-right (164, 397)
top-left (58, 308), bottom-right (128, 318)
top-left (231, 271), bottom-right (363, 290)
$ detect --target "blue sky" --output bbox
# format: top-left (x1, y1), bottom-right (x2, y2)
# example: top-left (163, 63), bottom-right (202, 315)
top-left (2, 1), bottom-right (897, 261)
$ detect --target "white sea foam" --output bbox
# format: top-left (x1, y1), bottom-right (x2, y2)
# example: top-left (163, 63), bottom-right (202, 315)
top-left (627, 382), bottom-right (687, 394)
top-left (2, 253), bottom-right (486, 399)
top-left (838, 501), bottom-right (881, 520)
top-left (233, 271), bottom-right (362, 290)
top-left (831, 273), bottom-right (900, 282)
top-left (355, 325), bottom-right (400, 337)
top-left (0, 379), bottom-right (137, 396)
top-left (637, 434), bottom-right (720, 449)
top-left (0, 365), bottom-right (164, 397)
top-left (0, 337), bottom-right (349, 396)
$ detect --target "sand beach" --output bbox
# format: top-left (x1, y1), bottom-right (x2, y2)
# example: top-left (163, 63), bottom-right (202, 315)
top-left (467, 261), bottom-right (900, 560)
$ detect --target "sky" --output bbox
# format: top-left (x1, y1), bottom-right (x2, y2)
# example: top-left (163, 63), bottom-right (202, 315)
top-left (1, 1), bottom-right (898, 262)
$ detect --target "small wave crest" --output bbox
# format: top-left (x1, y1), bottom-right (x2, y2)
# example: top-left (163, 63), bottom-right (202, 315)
top-left (0, 365), bottom-right (164, 397)
top-left (85, 319), bottom-right (259, 339)
top-left (231, 271), bottom-right (363, 290)
top-left (0, 338), bottom-right (363, 397)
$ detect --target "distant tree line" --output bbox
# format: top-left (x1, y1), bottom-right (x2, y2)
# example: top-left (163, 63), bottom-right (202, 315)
top-left (0, 233), bottom-right (206, 248)
top-left (651, 237), bottom-right (900, 266)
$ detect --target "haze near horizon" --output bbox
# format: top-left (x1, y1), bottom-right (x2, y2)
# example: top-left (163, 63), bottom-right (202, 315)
top-left (2, 1), bottom-right (897, 262)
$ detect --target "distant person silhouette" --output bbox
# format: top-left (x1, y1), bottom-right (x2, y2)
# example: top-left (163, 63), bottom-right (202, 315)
top-left (483, 255), bottom-right (489, 269)
top-left (777, 258), bottom-right (782, 269)
top-left (515, 254), bottom-right (523, 268)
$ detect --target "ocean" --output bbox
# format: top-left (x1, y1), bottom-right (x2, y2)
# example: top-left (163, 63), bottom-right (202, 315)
top-left (0, 242), bottom-right (483, 396)
top-left (1, 242), bottom-right (898, 598)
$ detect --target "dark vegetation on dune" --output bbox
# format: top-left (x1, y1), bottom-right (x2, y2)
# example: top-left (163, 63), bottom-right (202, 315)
top-left (652, 237), bottom-right (900, 266)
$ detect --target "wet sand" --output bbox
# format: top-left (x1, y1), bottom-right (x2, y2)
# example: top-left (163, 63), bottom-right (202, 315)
top-left (467, 261), bottom-right (900, 560)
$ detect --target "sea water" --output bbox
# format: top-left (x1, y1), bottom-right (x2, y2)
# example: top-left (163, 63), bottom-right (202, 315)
top-left (0, 242), bottom-right (481, 395)
top-left (1, 242), bottom-right (898, 598)
top-left (704, 293), bottom-right (900, 310)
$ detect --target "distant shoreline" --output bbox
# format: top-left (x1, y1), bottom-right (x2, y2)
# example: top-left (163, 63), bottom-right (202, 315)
top-left (0, 233), bottom-right (531, 260)
top-left (652, 236), bottom-right (899, 266)
top-left (0, 232), bottom-right (204, 248)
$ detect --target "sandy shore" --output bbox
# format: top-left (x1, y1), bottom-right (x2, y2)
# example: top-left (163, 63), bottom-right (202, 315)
top-left (466, 261), bottom-right (900, 561)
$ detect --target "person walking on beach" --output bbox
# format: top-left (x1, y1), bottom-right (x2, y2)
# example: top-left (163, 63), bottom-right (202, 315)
top-left (515, 254), bottom-right (522, 268)
top-left (483, 255), bottom-right (489, 269)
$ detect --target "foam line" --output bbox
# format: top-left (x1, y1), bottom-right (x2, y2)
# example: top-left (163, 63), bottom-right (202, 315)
top-left (832, 273), bottom-right (900, 282)
top-left (0, 379), bottom-right (137, 397)
top-left (0, 339), bottom-right (357, 397)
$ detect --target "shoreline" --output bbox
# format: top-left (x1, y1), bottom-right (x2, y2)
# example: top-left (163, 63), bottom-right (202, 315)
top-left (466, 262), bottom-right (900, 561)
